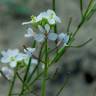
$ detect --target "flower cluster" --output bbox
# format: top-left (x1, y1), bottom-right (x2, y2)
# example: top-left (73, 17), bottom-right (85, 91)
top-left (23, 9), bottom-right (69, 44)
top-left (0, 48), bottom-right (37, 80)
top-left (22, 9), bottom-right (61, 25)
top-left (0, 9), bottom-right (69, 80)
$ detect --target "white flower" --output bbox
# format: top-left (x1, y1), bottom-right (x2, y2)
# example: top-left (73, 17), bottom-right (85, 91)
top-left (34, 33), bottom-right (45, 42)
top-left (58, 33), bottom-right (69, 46)
top-left (1, 67), bottom-right (14, 80)
top-left (47, 9), bottom-right (61, 24)
top-left (34, 32), bottom-right (57, 42)
top-left (1, 49), bottom-right (25, 68)
top-left (24, 28), bottom-right (35, 38)
top-left (38, 24), bottom-right (50, 33)
top-left (24, 47), bottom-right (35, 57)
top-left (35, 24), bottom-right (57, 42)
top-left (22, 9), bottom-right (61, 26)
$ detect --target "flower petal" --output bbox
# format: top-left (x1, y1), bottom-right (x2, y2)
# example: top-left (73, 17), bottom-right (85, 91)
top-left (1, 67), bottom-right (14, 80)
top-left (58, 33), bottom-right (69, 44)
top-left (48, 18), bottom-right (55, 25)
top-left (31, 59), bottom-right (38, 64)
top-left (55, 16), bottom-right (61, 23)
top-left (38, 25), bottom-right (45, 33)
top-left (48, 32), bottom-right (57, 41)
top-left (24, 47), bottom-right (35, 57)
top-left (34, 33), bottom-right (45, 42)
top-left (45, 24), bottom-right (50, 32)
top-left (24, 28), bottom-right (35, 38)
top-left (9, 61), bottom-right (17, 68)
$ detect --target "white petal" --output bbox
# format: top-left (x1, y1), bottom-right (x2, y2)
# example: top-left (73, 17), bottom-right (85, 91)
top-left (1, 67), bottom-right (14, 80)
top-left (37, 12), bottom-right (48, 20)
top-left (47, 9), bottom-right (56, 16)
top-left (34, 33), bottom-right (45, 42)
top-left (9, 61), bottom-right (17, 68)
top-left (26, 48), bottom-right (35, 53)
top-left (48, 33), bottom-right (57, 41)
top-left (36, 14), bottom-right (43, 22)
top-left (58, 33), bottom-right (66, 40)
top-left (38, 25), bottom-right (45, 33)
top-left (31, 59), bottom-right (38, 64)
top-left (8, 49), bottom-right (19, 57)
top-left (63, 35), bottom-right (69, 44)
top-left (58, 33), bottom-right (69, 44)
top-left (48, 18), bottom-right (55, 25)
top-left (16, 53), bottom-right (25, 61)
top-left (24, 28), bottom-right (34, 38)
top-left (45, 24), bottom-right (50, 32)
top-left (55, 16), bottom-right (61, 23)
top-left (1, 57), bottom-right (9, 63)
top-left (24, 47), bottom-right (35, 57)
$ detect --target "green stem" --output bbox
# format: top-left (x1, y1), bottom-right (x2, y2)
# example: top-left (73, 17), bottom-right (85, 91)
top-left (52, 0), bottom-right (57, 34)
top-left (19, 57), bottom-right (32, 96)
top-left (8, 66), bottom-right (18, 96)
top-left (27, 43), bottom-right (44, 83)
top-left (56, 75), bottom-right (70, 96)
top-left (41, 39), bottom-right (48, 96)
top-left (52, 0), bottom-right (56, 11)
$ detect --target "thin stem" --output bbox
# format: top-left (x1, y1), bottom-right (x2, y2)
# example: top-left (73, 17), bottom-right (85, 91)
top-left (56, 75), bottom-right (70, 96)
top-left (8, 66), bottom-right (18, 96)
top-left (80, 0), bottom-right (83, 17)
top-left (66, 17), bottom-right (72, 33)
top-left (52, 0), bottom-right (57, 34)
top-left (41, 39), bottom-right (48, 96)
top-left (27, 43), bottom-right (45, 83)
top-left (52, 0), bottom-right (56, 12)
top-left (19, 57), bottom-right (32, 96)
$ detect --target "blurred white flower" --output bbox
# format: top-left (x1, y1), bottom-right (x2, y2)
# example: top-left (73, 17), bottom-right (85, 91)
top-left (34, 32), bottom-right (57, 42)
top-left (22, 9), bottom-right (61, 26)
top-left (38, 24), bottom-right (50, 33)
top-left (1, 67), bottom-right (14, 80)
top-left (47, 9), bottom-right (61, 24)
top-left (36, 9), bottom-right (61, 25)
top-left (1, 49), bottom-right (26, 68)
top-left (58, 33), bottom-right (69, 46)
top-left (23, 47), bottom-right (37, 65)
top-left (34, 33), bottom-right (45, 42)
top-left (24, 47), bottom-right (35, 57)
top-left (24, 28), bottom-right (35, 38)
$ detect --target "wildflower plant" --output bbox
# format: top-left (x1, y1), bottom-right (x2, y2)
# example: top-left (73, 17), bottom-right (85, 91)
top-left (0, 0), bottom-right (96, 96)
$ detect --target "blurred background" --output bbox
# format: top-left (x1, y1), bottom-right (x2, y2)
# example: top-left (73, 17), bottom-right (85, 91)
top-left (0, 0), bottom-right (96, 96)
